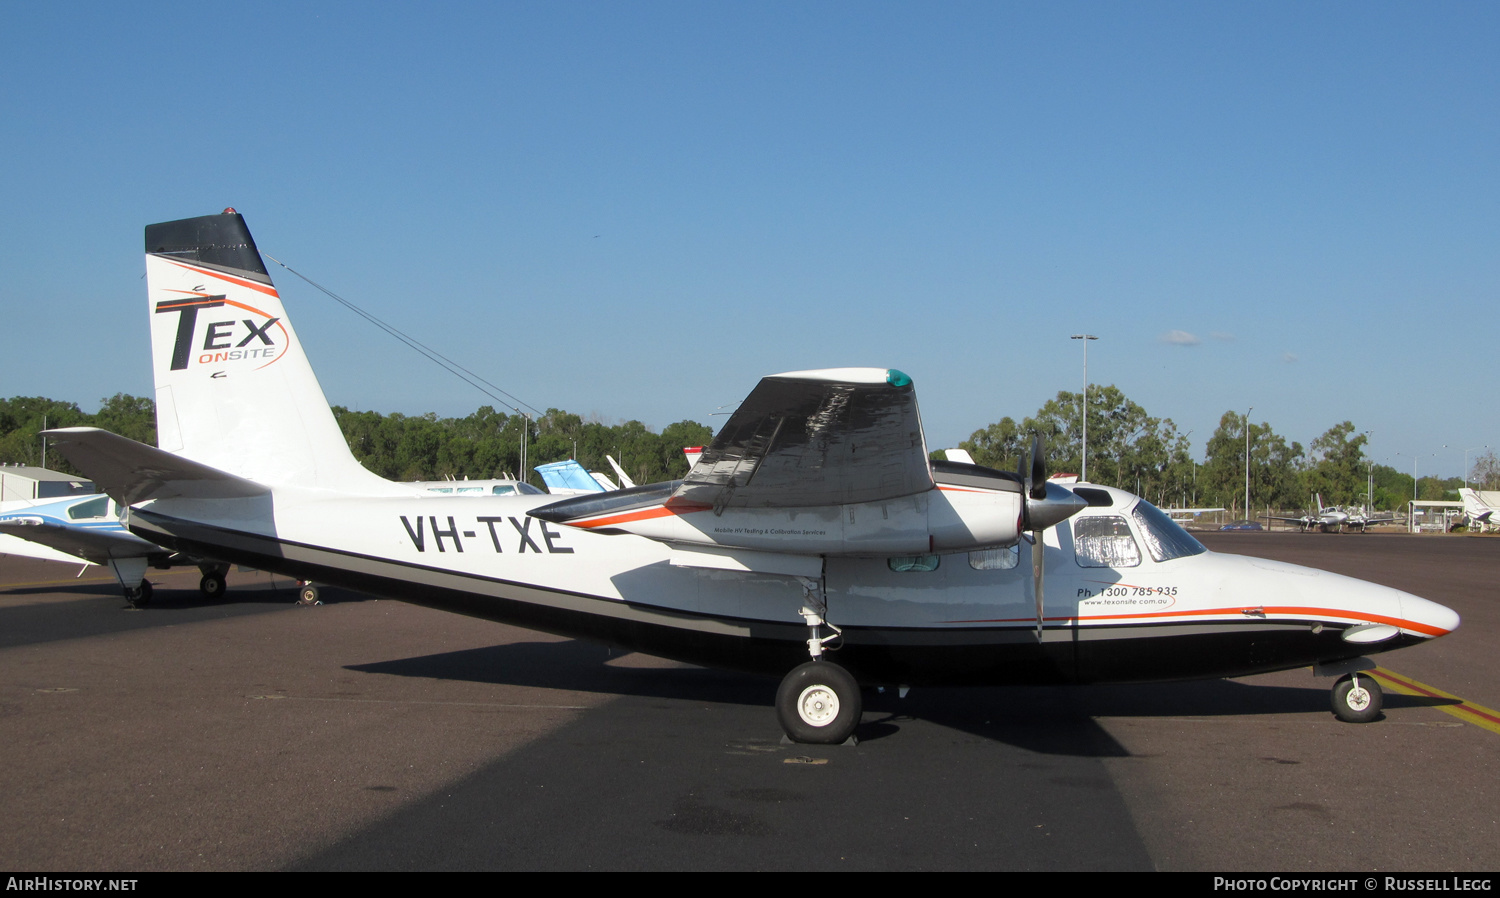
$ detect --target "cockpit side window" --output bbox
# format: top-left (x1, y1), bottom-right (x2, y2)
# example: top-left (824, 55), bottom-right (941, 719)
top-left (1073, 515), bottom-right (1141, 568)
top-left (67, 496), bottom-right (110, 520)
top-left (1131, 500), bottom-right (1208, 562)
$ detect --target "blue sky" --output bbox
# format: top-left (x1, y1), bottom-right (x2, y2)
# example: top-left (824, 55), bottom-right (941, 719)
top-left (2, 2), bottom-right (1495, 478)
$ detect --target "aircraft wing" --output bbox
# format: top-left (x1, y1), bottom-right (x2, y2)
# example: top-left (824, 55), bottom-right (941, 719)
top-left (669, 368), bottom-right (932, 510)
top-left (0, 517), bottom-right (164, 565)
top-left (535, 459), bottom-right (609, 495)
top-left (42, 427), bottom-right (267, 506)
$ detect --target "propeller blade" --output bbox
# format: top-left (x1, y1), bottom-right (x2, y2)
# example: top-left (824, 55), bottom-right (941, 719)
top-left (1029, 434), bottom-right (1047, 500)
top-left (1032, 527), bottom-right (1045, 640)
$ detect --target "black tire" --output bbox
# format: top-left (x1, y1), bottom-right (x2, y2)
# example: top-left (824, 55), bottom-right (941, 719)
top-left (199, 574), bottom-right (226, 599)
top-left (298, 585), bottom-right (321, 606)
top-left (1332, 673), bottom-right (1383, 723)
top-left (776, 660), bottom-right (861, 744)
top-left (125, 580), bottom-right (153, 608)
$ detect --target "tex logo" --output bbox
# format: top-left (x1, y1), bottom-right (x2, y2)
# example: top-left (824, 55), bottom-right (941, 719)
top-left (154, 293), bottom-right (287, 372)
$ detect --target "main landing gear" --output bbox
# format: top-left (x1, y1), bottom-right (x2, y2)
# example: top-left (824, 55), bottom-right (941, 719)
top-left (1331, 672), bottom-right (1383, 723)
top-left (297, 582), bottom-right (322, 606)
top-left (775, 576), bottom-right (861, 744)
top-left (198, 563), bottom-right (230, 600)
top-left (124, 580), bottom-right (153, 608)
top-left (777, 660), bottom-right (862, 744)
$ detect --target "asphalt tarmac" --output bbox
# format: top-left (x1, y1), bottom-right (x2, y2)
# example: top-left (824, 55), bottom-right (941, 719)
top-left (1, 532), bottom-right (1495, 871)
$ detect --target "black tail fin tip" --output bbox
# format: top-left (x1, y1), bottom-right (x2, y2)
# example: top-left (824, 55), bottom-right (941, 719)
top-left (144, 211), bottom-right (270, 283)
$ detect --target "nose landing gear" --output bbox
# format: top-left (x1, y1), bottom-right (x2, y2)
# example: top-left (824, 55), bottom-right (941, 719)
top-left (1331, 672), bottom-right (1383, 723)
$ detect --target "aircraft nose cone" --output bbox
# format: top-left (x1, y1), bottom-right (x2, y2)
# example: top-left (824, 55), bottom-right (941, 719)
top-left (1399, 592), bottom-right (1461, 638)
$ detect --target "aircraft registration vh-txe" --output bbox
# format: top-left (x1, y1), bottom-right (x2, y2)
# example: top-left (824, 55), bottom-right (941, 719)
top-left (45, 211), bottom-right (1459, 744)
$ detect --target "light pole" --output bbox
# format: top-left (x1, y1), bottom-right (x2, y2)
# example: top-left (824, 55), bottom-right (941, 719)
top-left (1395, 452), bottom-right (1432, 532)
top-left (1071, 334), bottom-right (1098, 482)
top-left (1244, 407), bottom-right (1253, 519)
top-left (1446, 444), bottom-right (1488, 490)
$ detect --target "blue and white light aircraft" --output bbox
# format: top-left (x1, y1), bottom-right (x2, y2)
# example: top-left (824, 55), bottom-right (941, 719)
top-left (45, 211), bottom-right (1460, 743)
top-left (0, 493), bottom-right (232, 604)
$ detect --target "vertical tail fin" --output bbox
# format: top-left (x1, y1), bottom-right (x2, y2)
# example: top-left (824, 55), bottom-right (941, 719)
top-left (1460, 488), bottom-right (1495, 523)
top-left (146, 210), bottom-right (396, 493)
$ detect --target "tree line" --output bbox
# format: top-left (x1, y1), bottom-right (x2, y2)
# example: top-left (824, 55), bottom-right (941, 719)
top-left (0, 395), bottom-right (712, 488)
top-left (4, 390), bottom-right (1494, 511)
top-left (957, 384), bottom-right (1494, 514)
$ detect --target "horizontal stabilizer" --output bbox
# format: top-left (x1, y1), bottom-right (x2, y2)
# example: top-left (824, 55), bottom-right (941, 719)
top-left (43, 427), bottom-right (267, 506)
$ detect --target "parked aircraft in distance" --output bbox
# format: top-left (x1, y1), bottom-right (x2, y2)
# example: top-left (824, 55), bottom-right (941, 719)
top-left (412, 478), bottom-right (545, 497)
top-left (1459, 488), bottom-right (1498, 533)
top-left (1162, 506), bottom-right (1227, 523)
top-left (45, 211), bottom-right (1459, 742)
top-left (1266, 495), bottom-right (1393, 533)
top-left (0, 493), bottom-right (232, 604)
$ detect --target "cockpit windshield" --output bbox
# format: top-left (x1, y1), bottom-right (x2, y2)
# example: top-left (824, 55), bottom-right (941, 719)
top-left (1130, 499), bottom-right (1208, 562)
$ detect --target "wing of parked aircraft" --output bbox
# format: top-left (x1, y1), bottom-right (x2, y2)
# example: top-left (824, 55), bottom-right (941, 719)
top-left (535, 459), bottom-right (612, 495)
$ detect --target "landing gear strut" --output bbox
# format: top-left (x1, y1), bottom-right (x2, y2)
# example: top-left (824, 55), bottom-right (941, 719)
top-left (775, 577), bottom-right (860, 744)
top-left (1331, 672), bottom-right (1383, 723)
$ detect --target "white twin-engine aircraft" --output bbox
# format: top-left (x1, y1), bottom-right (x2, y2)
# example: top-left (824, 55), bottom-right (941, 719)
top-left (45, 211), bottom-right (1459, 744)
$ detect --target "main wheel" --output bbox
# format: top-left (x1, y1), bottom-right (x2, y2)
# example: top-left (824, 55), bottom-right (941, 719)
top-left (125, 580), bottom-right (153, 608)
top-left (776, 661), bottom-right (861, 744)
top-left (1332, 672), bottom-right (1383, 723)
top-left (297, 584), bottom-right (321, 606)
top-left (199, 574), bottom-right (226, 599)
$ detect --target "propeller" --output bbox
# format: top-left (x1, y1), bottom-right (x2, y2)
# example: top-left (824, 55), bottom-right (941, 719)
top-left (1019, 435), bottom-right (1086, 641)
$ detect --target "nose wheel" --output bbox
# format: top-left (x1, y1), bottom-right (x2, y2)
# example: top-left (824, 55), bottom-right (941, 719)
top-left (776, 661), bottom-right (861, 744)
top-left (1331, 672), bottom-right (1383, 723)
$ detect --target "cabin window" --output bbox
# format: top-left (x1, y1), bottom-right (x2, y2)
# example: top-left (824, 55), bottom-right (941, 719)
top-left (1073, 515), bottom-right (1141, 568)
top-left (1131, 500), bottom-right (1208, 563)
top-left (67, 496), bottom-right (110, 520)
top-left (968, 546), bottom-right (1019, 570)
top-left (491, 485), bottom-right (517, 496)
top-left (427, 487), bottom-right (453, 494)
top-left (888, 555), bottom-right (940, 573)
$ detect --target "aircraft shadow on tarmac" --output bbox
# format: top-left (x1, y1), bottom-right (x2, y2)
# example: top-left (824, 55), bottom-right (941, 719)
top-left (349, 640), bottom-right (1459, 756)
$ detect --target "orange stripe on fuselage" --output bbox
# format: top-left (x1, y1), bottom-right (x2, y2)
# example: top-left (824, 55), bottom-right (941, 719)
top-left (946, 605), bottom-right (1452, 637)
top-left (569, 502), bottom-right (712, 529)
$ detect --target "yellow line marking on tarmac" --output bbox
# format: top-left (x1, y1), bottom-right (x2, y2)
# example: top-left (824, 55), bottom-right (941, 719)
top-left (252, 694), bottom-right (591, 710)
top-left (4, 575), bottom-right (118, 588)
top-left (1370, 667), bottom-right (1500, 736)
